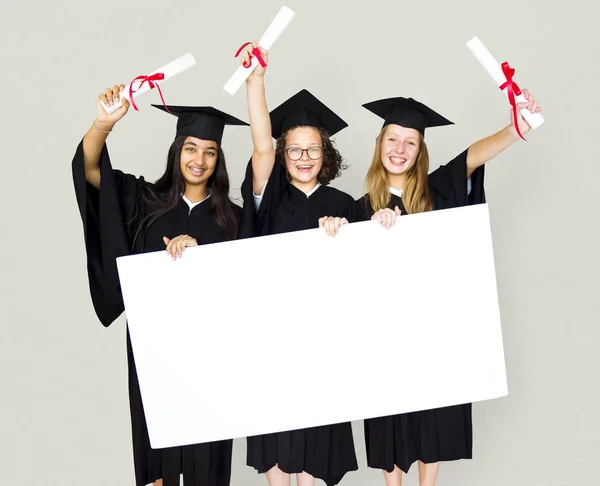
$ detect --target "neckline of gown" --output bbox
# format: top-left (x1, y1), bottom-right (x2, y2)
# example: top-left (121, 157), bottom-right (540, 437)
top-left (285, 182), bottom-right (322, 203)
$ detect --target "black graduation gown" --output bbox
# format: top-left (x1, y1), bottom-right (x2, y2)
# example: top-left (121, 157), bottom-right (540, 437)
top-left (355, 149), bottom-right (485, 473)
top-left (73, 141), bottom-right (237, 486)
top-left (240, 158), bottom-right (358, 486)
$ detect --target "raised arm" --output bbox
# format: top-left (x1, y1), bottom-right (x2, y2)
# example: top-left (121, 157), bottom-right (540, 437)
top-left (242, 44), bottom-right (275, 195)
top-left (82, 84), bottom-right (130, 189)
top-left (466, 89), bottom-right (541, 178)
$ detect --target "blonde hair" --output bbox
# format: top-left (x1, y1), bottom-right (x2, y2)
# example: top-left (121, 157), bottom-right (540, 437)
top-left (365, 126), bottom-right (432, 214)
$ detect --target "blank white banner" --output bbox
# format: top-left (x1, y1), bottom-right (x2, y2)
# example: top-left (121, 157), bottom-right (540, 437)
top-left (116, 203), bottom-right (507, 449)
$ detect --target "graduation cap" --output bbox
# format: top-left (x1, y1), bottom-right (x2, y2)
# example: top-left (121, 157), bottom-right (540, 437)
top-left (269, 89), bottom-right (348, 139)
top-left (362, 97), bottom-right (453, 136)
top-left (152, 105), bottom-right (248, 145)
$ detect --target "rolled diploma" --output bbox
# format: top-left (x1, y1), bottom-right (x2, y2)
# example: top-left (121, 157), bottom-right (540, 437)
top-left (101, 52), bottom-right (197, 114)
top-left (223, 6), bottom-right (296, 96)
top-left (466, 37), bottom-right (544, 129)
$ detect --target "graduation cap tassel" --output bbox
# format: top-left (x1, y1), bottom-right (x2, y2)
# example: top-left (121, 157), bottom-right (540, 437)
top-left (499, 62), bottom-right (526, 141)
top-left (129, 73), bottom-right (172, 114)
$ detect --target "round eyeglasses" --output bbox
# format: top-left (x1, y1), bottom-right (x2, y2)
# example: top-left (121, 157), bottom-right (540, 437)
top-left (284, 146), bottom-right (324, 161)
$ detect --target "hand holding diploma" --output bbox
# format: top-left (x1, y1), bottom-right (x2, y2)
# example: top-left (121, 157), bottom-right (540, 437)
top-left (509, 88), bottom-right (542, 140)
top-left (223, 6), bottom-right (295, 95)
top-left (82, 83), bottom-right (131, 191)
top-left (100, 53), bottom-right (196, 115)
top-left (466, 36), bottom-right (544, 140)
top-left (95, 84), bottom-right (130, 133)
top-left (239, 41), bottom-right (269, 81)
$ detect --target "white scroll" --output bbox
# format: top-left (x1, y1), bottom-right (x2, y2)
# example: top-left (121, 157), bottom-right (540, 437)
top-left (466, 36), bottom-right (544, 129)
top-left (223, 6), bottom-right (296, 95)
top-left (115, 204), bottom-right (508, 448)
top-left (101, 53), bottom-right (196, 114)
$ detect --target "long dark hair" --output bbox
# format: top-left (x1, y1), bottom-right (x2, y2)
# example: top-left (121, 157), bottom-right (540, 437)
top-left (275, 125), bottom-right (347, 185)
top-left (132, 136), bottom-right (238, 249)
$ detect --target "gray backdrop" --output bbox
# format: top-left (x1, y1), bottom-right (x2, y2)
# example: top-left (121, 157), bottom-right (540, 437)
top-left (1, 0), bottom-right (598, 484)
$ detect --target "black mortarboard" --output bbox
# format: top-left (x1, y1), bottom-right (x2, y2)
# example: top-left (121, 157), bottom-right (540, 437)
top-left (152, 105), bottom-right (249, 145)
top-left (362, 97), bottom-right (453, 136)
top-left (269, 89), bottom-right (348, 139)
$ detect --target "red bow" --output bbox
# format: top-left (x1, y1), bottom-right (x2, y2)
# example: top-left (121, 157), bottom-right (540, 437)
top-left (128, 73), bottom-right (171, 113)
top-left (234, 42), bottom-right (267, 68)
top-left (499, 62), bottom-right (526, 141)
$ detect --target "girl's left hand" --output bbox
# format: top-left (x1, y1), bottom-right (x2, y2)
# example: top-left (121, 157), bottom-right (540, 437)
top-left (163, 235), bottom-right (198, 260)
top-left (319, 216), bottom-right (349, 237)
top-left (371, 206), bottom-right (402, 229)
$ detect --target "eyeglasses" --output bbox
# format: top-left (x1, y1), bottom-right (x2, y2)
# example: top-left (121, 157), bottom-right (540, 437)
top-left (284, 146), bottom-right (324, 161)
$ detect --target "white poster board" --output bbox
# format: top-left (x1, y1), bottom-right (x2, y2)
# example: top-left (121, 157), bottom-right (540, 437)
top-left (116, 203), bottom-right (507, 449)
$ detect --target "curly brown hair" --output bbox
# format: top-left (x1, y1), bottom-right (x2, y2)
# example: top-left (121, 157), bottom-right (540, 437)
top-left (275, 125), bottom-right (347, 185)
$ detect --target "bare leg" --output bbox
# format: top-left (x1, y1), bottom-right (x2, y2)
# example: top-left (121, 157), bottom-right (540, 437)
top-left (296, 471), bottom-right (316, 486)
top-left (153, 480), bottom-right (163, 486)
top-left (382, 466), bottom-right (403, 486)
top-left (418, 461), bottom-right (440, 486)
top-left (265, 465), bottom-right (291, 486)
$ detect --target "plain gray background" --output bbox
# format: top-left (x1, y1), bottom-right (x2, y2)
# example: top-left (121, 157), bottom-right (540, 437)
top-left (1, 0), bottom-right (599, 484)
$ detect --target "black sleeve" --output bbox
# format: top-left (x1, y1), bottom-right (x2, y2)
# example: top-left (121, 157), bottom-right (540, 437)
top-left (231, 201), bottom-right (243, 238)
top-left (72, 140), bottom-right (142, 327)
top-left (343, 193), bottom-right (358, 224)
top-left (239, 159), bottom-right (257, 240)
top-left (354, 195), bottom-right (372, 222)
top-left (428, 149), bottom-right (486, 210)
top-left (239, 156), bottom-right (288, 237)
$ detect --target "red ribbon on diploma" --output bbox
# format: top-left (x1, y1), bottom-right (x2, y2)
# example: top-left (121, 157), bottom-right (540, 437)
top-left (499, 62), bottom-right (526, 141)
top-left (129, 73), bottom-right (172, 113)
top-left (234, 42), bottom-right (267, 68)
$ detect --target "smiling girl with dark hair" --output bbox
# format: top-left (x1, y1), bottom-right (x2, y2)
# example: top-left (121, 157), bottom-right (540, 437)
top-left (72, 84), bottom-right (248, 486)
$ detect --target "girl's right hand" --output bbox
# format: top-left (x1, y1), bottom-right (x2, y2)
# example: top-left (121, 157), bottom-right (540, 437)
top-left (371, 206), bottom-right (402, 229)
top-left (96, 84), bottom-right (130, 130)
top-left (242, 41), bottom-right (268, 81)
